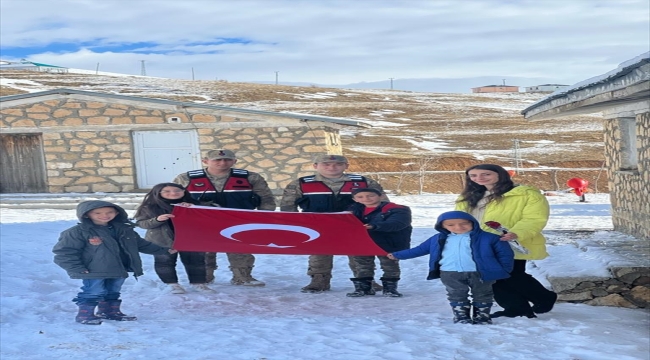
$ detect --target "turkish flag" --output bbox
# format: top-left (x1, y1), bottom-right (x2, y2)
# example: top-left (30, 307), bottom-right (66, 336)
top-left (170, 205), bottom-right (388, 256)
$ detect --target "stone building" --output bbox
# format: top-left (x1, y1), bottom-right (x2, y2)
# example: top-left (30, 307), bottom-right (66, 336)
top-left (522, 52), bottom-right (650, 240)
top-left (0, 88), bottom-right (368, 195)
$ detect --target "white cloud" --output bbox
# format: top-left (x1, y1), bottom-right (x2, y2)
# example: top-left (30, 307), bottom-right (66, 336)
top-left (1, 0), bottom-right (648, 84)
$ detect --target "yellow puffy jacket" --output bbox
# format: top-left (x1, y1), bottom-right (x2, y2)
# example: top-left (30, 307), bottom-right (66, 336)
top-left (455, 185), bottom-right (550, 260)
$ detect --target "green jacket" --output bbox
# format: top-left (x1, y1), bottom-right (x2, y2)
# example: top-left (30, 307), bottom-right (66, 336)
top-left (455, 185), bottom-right (550, 260)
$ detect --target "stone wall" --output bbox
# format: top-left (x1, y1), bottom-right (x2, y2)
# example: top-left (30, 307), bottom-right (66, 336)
top-left (549, 267), bottom-right (650, 308)
top-left (0, 97), bottom-right (342, 193)
top-left (603, 113), bottom-right (650, 240)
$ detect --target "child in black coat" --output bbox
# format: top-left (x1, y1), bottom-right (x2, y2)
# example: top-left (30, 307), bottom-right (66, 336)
top-left (347, 188), bottom-right (412, 297)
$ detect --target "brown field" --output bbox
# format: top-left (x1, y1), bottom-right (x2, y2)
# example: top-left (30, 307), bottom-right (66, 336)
top-left (0, 69), bottom-right (607, 192)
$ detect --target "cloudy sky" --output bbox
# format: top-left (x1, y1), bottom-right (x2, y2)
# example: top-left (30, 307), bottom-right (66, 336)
top-left (1, 0), bottom-right (648, 85)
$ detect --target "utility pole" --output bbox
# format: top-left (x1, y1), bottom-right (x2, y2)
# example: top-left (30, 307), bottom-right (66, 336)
top-left (275, 71), bottom-right (279, 85)
top-left (512, 139), bottom-right (523, 174)
top-left (502, 78), bottom-right (506, 86)
top-left (192, 67), bottom-right (195, 81)
top-left (140, 60), bottom-right (146, 76)
top-left (389, 77), bottom-right (394, 90)
top-left (95, 63), bottom-right (100, 75)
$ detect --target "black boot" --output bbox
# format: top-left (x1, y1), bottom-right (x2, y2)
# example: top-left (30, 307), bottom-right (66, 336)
top-left (450, 302), bottom-right (472, 324)
top-left (472, 302), bottom-right (493, 325)
top-left (96, 299), bottom-right (137, 321)
top-left (346, 277), bottom-right (375, 297)
top-left (532, 292), bottom-right (558, 314)
top-left (75, 303), bottom-right (102, 325)
top-left (380, 277), bottom-right (403, 297)
top-left (493, 277), bottom-right (536, 318)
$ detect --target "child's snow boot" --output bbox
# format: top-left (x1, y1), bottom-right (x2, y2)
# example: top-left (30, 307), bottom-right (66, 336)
top-left (472, 302), bottom-right (493, 325)
top-left (301, 274), bottom-right (332, 293)
top-left (96, 299), bottom-right (137, 321)
top-left (380, 277), bottom-right (403, 297)
top-left (450, 302), bottom-right (472, 324)
top-left (75, 303), bottom-right (102, 325)
top-left (346, 277), bottom-right (376, 297)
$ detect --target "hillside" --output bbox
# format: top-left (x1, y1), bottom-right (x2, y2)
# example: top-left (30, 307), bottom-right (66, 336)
top-left (0, 69), bottom-right (606, 192)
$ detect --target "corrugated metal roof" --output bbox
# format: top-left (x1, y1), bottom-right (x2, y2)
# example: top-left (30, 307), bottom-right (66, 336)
top-left (0, 88), bottom-right (370, 128)
top-left (522, 52), bottom-right (650, 116)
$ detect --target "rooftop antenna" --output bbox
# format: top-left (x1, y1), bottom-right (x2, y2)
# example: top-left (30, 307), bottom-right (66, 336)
top-left (140, 60), bottom-right (146, 76)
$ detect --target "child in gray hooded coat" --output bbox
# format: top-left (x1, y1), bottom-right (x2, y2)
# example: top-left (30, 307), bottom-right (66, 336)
top-left (53, 200), bottom-right (174, 325)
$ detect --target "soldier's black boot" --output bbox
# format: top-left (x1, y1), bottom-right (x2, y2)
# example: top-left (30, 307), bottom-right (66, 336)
top-left (380, 277), bottom-right (403, 297)
top-left (346, 277), bottom-right (375, 297)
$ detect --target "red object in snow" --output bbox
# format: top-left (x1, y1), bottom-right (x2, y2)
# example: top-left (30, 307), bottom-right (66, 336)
top-left (567, 177), bottom-right (589, 196)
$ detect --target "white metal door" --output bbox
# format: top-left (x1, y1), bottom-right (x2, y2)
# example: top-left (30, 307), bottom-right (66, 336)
top-left (133, 130), bottom-right (201, 189)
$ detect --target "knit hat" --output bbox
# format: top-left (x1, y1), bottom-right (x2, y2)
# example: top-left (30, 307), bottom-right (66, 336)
top-left (351, 188), bottom-right (382, 196)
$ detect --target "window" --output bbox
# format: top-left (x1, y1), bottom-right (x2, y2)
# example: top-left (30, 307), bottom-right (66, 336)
top-left (619, 118), bottom-right (638, 171)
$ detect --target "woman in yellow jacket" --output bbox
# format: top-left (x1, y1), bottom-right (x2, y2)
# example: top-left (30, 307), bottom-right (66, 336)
top-left (455, 164), bottom-right (557, 318)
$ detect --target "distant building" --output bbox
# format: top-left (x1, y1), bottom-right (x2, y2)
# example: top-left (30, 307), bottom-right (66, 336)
top-left (471, 85), bottom-right (520, 93)
top-left (524, 84), bottom-right (569, 93)
top-left (0, 60), bottom-right (68, 73)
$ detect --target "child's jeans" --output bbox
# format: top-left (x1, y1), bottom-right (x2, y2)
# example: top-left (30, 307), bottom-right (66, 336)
top-left (73, 278), bottom-right (126, 305)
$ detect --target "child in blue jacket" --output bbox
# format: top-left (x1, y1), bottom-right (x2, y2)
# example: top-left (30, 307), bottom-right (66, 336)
top-left (388, 211), bottom-right (514, 324)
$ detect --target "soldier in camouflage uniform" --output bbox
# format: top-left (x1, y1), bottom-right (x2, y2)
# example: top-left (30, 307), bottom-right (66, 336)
top-left (280, 154), bottom-right (388, 293)
top-left (173, 149), bottom-right (276, 287)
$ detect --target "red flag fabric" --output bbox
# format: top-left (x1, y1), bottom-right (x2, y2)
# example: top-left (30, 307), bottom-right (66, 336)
top-left (170, 206), bottom-right (388, 256)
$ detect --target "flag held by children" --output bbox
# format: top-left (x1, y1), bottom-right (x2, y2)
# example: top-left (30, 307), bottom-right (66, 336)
top-left (171, 205), bottom-right (388, 256)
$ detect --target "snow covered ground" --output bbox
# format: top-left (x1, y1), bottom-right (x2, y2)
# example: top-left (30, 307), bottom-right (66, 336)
top-left (1, 193), bottom-right (648, 360)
